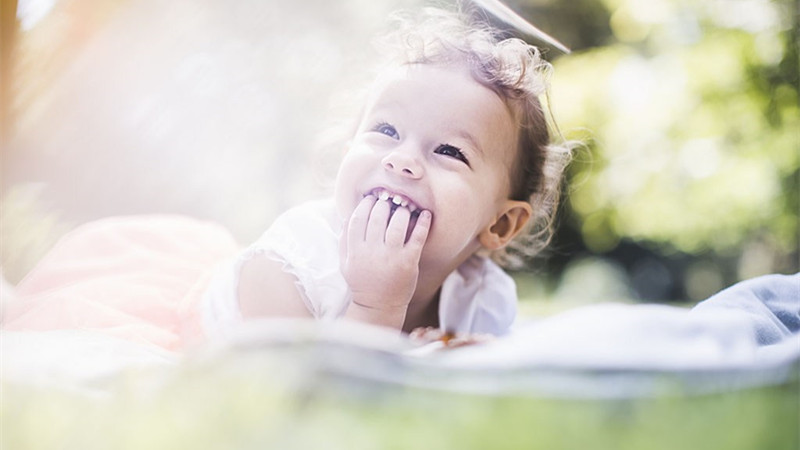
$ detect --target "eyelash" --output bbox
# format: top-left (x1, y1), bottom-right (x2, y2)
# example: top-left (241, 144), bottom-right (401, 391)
top-left (370, 121), bottom-right (470, 166)
top-left (434, 144), bottom-right (470, 166)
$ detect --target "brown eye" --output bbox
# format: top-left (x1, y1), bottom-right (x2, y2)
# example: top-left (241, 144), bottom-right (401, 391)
top-left (435, 144), bottom-right (470, 166)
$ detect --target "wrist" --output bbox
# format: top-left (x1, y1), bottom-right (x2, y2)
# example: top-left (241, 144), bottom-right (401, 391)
top-left (345, 298), bottom-right (408, 330)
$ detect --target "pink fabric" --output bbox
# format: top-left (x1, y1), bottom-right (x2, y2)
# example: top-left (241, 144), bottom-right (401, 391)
top-left (4, 216), bottom-right (240, 351)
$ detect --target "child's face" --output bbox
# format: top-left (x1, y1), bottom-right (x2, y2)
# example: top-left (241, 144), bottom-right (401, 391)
top-left (334, 63), bottom-right (518, 269)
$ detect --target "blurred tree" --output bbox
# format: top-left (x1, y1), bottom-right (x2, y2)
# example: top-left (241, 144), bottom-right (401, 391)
top-left (521, 0), bottom-right (799, 301)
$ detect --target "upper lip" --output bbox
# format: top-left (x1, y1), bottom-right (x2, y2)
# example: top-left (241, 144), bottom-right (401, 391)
top-left (365, 187), bottom-right (423, 212)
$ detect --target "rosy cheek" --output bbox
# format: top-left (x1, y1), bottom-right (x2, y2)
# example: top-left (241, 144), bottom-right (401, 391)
top-left (428, 203), bottom-right (466, 236)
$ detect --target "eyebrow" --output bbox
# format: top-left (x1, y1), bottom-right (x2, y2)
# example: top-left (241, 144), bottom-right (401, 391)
top-left (453, 129), bottom-right (485, 158)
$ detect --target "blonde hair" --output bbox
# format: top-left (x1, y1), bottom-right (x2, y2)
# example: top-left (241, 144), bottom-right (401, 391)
top-left (376, 5), bottom-right (572, 267)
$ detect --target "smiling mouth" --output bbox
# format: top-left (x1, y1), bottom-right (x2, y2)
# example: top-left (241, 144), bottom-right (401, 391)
top-left (367, 188), bottom-right (421, 213)
top-left (366, 189), bottom-right (424, 241)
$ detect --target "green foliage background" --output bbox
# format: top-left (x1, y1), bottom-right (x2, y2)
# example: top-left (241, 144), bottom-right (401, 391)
top-left (512, 0), bottom-right (798, 303)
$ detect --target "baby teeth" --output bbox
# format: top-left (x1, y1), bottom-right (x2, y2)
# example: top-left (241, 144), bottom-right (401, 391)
top-left (373, 189), bottom-right (418, 211)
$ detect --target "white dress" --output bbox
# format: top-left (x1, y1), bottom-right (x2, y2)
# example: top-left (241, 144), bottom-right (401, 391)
top-left (202, 199), bottom-right (518, 338)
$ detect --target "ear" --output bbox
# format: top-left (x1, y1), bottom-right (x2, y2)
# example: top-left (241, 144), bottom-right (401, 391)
top-left (478, 200), bottom-right (533, 250)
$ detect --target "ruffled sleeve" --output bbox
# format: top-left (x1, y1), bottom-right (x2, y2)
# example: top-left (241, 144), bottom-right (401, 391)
top-left (202, 200), bottom-right (350, 339)
top-left (245, 199), bottom-right (349, 319)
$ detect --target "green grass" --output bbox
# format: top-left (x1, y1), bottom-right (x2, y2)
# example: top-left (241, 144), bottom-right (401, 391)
top-left (4, 347), bottom-right (798, 450)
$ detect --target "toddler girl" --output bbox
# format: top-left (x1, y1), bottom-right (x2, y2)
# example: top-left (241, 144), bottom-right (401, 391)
top-left (4, 5), bottom-right (571, 349)
top-left (204, 6), bottom-right (571, 338)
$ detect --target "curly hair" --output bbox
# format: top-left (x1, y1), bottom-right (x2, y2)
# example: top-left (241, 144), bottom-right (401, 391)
top-left (373, 5), bottom-right (572, 267)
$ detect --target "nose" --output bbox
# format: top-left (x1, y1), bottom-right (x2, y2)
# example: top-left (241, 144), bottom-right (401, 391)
top-left (382, 149), bottom-right (424, 179)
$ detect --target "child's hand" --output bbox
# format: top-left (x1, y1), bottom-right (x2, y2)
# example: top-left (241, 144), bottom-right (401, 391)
top-left (340, 195), bottom-right (432, 326)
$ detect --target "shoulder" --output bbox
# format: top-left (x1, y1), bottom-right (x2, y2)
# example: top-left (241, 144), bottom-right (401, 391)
top-left (244, 198), bottom-right (337, 262)
top-left (266, 199), bottom-right (339, 233)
